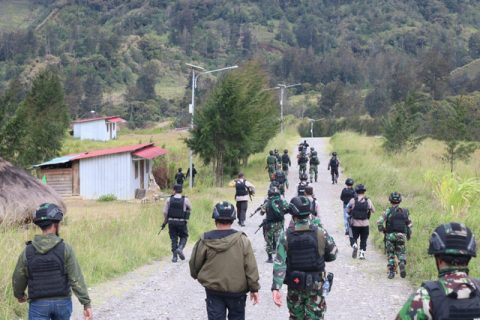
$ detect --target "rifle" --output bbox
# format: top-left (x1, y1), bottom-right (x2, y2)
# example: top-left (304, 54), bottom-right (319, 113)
top-left (255, 219), bottom-right (267, 234)
top-left (158, 223), bottom-right (167, 235)
top-left (250, 204), bottom-right (264, 218)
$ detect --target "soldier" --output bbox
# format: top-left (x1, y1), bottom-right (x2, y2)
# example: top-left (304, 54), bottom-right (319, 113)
top-left (347, 184), bottom-right (375, 260)
top-left (309, 150), bottom-right (320, 183)
top-left (189, 201), bottom-right (260, 319)
top-left (377, 192), bottom-right (412, 279)
top-left (266, 150), bottom-right (278, 180)
top-left (12, 203), bottom-right (93, 320)
top-left (327, 152), bottom-right (339, 184)
top-left (273, 169), bottom-right (288, 197)
top-left (274, 149), bottom-right (282, 170)
top-left (272, 196), bottom-right (337, 320)
top-left (175, 168), bottom-right (186, 186)
top-left (281, 149), bottom-right (291, 175)
top-left (260, 187), bottom-right (289, 263)
top-left (297, 151), bottom-right (308, 176)
top-left (304, 185), bottom-right (320, 218)
top-left (396, 222), bottom-right (479, 320)
top-left (233, 172), bottom-right (255, 227)
top-left (340, 178), bottom-right (356, 238)
top-left (297, 173), bottom-right (309, 196)
top-left (162, 184), bottom-right (192, 262)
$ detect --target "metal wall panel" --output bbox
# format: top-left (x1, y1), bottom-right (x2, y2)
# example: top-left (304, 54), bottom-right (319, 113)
top-left (79, 153), bottom-right (133, 199)
top-left (74, 120), bottom-right (108, 141)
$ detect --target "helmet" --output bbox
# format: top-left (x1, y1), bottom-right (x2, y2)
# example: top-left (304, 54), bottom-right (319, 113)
top-left (304, 185), bottom-right (313, 195)
top-left (332, 152), bottom-right (337, 156)
top-left (173, 184), bottom-right (183, 193)
top-left (345, 178), bottom-right (354, 186)
top-left (300, 173), bottom-right (308, 181)
top-left (284, 149), bottom-right (288, 153)
top-left (269, 150), bottom-right (274, 155)
top-left (428, 223), bottom-right (476, 257)
top-left (289, 196), bottom-right (312, 217)
top-left (311, 151), bottom-right (318, 156)
top-left (355, 184), bottom-right (366, 193)
top-left (268, 187), bottom-right (280, 197)
top-left (274, 149), bottom-right (278, 153)
top-left (389, 192), bottom-right (402, 204)
top-left (310, 147), bottom-right (315, 151)
top-left (33, 203), bottom-right (63, 227)
top-left (212, 201), bottom-right (236, 221)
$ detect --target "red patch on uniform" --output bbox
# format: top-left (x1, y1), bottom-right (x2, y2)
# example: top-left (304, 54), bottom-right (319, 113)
top-left (293, 277), bottom-right (300, 284)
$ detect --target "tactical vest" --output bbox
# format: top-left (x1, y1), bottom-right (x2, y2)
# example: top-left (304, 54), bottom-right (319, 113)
top-left (267, 156), bottom-right (277, 165)
top-left (266, 198), bottom-right (285, 222)
top-left (282, 154), bottom-right (290, 164)
top-left (235, 179), bottom-right (249, 197)
top-left (26, 241), bottom-right (70, 300)
top-left (168, 196), bottom-right (187, 220)
top-left (299, 155), bottom-right (308, 164)
top-left (423, 279), bottom-right (480, 320)
top-left (297, 182), bottom-right (308, 196)
top-left (386, 207), bottom-right (408, 233)
top-left (309, 156), bottom-right (319, 165)
top-left (341, 188), bottom-right (356, 205)
top-left (329, 157), bottom-right (339, 168)
top-left (351, 198), bottom-right (369, 220)
top-left (286, 226), bottom-right (325, 273)
top-left (275, 172), bottom-right (286, 184)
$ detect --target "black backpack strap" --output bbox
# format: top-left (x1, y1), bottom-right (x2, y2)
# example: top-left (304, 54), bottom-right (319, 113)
top-left (422, 280), bottom-right (445, 318)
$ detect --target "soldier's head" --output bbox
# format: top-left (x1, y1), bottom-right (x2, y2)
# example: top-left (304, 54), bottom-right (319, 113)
top-left (332, 152), bottom-right (337, 157)
top-left (284, 149), bottom-right (288, 154)
top-left (345, 178), bottom-right (354, 187)
top-left (428, 222), bottom-right (477, 270)
top-left (269, 150), bottom-right (274, 156)
top-left (289, 196), bottom-right (312, 221)
top-left (304, 186), bottom-right (314, 196)
top-left (274, 149), bottom-right (278, 154)
top-left (33, 203), bottom-right (64, 235)
top-left (173, 184), bottom-right (183, 194)
top-left (355, 184), bottom-right (366, 194)
top-left (238, 172), bottom-right (244, 179)
top-left (178, 168), bottom-right (182, 172)
top-left (212, 201), bottom-right (236, 227)
top-left (268, 187), bottom-right (280, 198)
top-left (389, 192), bottom-right (402, 205)
top-left (299, 173), bottom-right (308, 182)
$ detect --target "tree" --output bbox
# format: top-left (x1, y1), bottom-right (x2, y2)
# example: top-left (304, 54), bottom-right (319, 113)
top-left (186, 61), bottom-right (278, 186)
top-left (364, 86), bottom-right (391, 116)
top-left (468, 32), bottom-right (480, 59)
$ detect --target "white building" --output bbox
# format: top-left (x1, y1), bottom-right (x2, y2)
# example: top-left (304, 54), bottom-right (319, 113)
top-left (35, 144), bottom-right (167, 200)
top-left (72, 116), bottom-right (126, 141)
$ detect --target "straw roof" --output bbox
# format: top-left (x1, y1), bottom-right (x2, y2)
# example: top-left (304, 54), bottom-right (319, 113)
top-left (0, 158), bottom-right (65, 224)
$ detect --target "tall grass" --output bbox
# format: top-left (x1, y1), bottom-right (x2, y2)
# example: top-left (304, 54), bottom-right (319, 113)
top-left (331, 132), bottom-right (480, 285)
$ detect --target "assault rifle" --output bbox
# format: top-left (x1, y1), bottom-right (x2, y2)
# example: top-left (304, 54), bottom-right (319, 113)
top-left (250, 203), bottom-right (265, 218)
top-left (255, 219), bottom-right (267, 234)
top-left (158, 223), bottom-right (167, 235)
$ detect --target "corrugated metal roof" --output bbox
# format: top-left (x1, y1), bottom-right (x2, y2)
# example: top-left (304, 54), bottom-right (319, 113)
top-left (73, 143), bottom-right (153, 160)
top-left (72, 116), bottom-right (126, 124)
top-left (133, 146), bottom-right (168, 159)
top-left (33, 154), bottom-right (80, 167)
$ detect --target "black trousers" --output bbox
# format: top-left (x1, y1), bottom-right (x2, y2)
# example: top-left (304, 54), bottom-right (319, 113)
top-left (351, 226), bottom-right (369, 251)
top-left (236, 201), bottom-right (248, 224)
top-left (206, 292), bottom-right (246, 320)
top-left (168, 222), bottom-right (188, 253)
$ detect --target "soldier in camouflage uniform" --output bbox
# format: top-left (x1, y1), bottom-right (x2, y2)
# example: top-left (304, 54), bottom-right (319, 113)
top-left (260, 187), bottom-right (289, 263)
top-left (266, 150), bottom-right (278, 180)
top-left (396, 222), bottom-right (480, 320)
top-left (272, 196), bottom-right (337, 320)
top-left (309, 150), bottom-right (320, 183)
top-left (377, 192), bottom-right (412, 279)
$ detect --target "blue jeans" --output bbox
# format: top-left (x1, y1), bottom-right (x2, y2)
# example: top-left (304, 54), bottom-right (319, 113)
top-left (343, 205), bottom-right (349, 233)
top-left (29, 298), bottom-right (72, 320)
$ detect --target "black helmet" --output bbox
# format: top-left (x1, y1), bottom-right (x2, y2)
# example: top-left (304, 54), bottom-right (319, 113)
top-left (274, 149), bottom-right (278, 153)
top-left (355, 184), bottom-right (366, 193)
top-left (173, 184), bottom-right (183, 193)
top-left (269, 150), bottom-right (274, 155)
top-left (311, 151), bottom-right (318, 156)
top-left (345, 178), bottom-right (354, 186)
top-left (212, 201), bottom-right (236, 221)
top-left (284, 149), bottom-right (288, 153)
top-left (310, 147), bottom-right (315, 151)
top-left (332, 152), bottom-right (337, 156)
top-left (289, 196), bottom-right (312, 217)
top-left (268, 187), bottom-right (280, 197)
top-left (428, 222), bottom-right (476, 257)
top-left (389, 192), bottom-right (402, 204)
top-left (33, 203), bottom-right (63, 227)
top-left (299, 173), bottom-right (308, 181)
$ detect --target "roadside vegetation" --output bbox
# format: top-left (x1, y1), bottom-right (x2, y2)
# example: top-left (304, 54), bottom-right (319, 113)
top-left (331, 132), bottom-right (480, 285)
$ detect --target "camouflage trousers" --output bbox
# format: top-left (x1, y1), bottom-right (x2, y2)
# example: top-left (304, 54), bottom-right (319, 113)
top-left (309, 165), bottom-right (318, 182)
top-left (299, 164), bottom-right (307, 175)
top-left (263, 221), bottom-right (284, 255)
top-left (287, 289), bottom-right (326, 320)
top-left (385, 232), bottom-right (407, 268)
top-left (268, 165), bottom-right (276, 180)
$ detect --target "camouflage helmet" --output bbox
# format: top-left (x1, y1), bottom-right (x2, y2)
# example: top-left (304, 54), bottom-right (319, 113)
top-left (268, 186), bottom-right (280, 197)
top-left (299, 173), bottom-right (308, 181)
top-left (345, 178), bottom-right (354, 186)
top-left (212, 201), bottom-right (236, 221)
top-left (428, 223), bottom-right (476, 257)
top-left (33, 203), bottom-right (63, 227)
top-left (289, 196), bottom-right (312, 217)
top-left (389, 192), bottom-right (402, 204)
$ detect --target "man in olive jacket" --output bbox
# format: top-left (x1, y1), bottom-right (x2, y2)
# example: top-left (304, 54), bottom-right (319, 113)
top-left (189, 201), bottom-right (260, 320)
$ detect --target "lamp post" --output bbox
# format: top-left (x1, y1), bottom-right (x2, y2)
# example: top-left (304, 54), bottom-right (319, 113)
top-left (277, 83), bottom-right (301, 132)
top-left (186, 63), bottom-right (238, 189)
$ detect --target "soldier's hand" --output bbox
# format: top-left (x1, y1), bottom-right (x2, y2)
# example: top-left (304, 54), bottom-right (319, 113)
top-left (17, 295), bottom-right (27, 303)
top-left (83, 307), bottom-right (93, 320)
top-left (272, 290), bottom-right (282, 307)
top-left (250, 292), bottom-right (260, 305)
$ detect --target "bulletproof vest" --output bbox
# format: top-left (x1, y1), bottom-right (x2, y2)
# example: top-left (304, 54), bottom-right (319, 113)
top-left (341, 188), bottom-right (356, 205)
top-left (266, 198), bottom-right (285, 222)
top-left (309, 156), bottom-right (319, 165)
top-left (299, 155), bottom-right (308, 164)
top-left (423, 279), bottom-right (480, 320)
top-left (168, 196), bottom-right (187, 219)
top-left (267, 156), bottom-right (277, 165)
top-left (297, 182), bottom-right (308, 196)
top-left (26, 241), bottom-right (70, 300)
top-left (386, 207), bottom-right (408, 233)
top-left (235, 179), bottom-right (249, 197)
top-left (351, 198), bottom-right (369, 220)
top-left (329, 157), bottom-right (339, 168)
top-left (286, 226), bottom-right (325, 273)
top-left (175, 173), bottom-right (184, 183)
top-left (281, 154), bottom-right (290, 164)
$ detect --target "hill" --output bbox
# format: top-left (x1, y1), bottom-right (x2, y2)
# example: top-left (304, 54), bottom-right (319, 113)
top-left (0, 0), bottom-right (480, 126)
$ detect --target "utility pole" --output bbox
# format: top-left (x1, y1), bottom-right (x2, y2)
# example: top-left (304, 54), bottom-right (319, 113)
top-left (277, 83), bottom-right (301, 132)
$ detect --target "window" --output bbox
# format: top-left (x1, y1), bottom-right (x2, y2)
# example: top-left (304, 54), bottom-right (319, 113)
top-left (106, 123), bottom-right (109, 132)
top-left (135, 161), bottom-right (138, 178)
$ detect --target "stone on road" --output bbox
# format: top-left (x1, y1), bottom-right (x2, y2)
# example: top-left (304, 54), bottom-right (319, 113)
top-left (73, 137), bottom-right (412, 319)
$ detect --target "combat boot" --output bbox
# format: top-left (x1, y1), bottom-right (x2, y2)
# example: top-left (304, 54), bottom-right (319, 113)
top-left (352, 243), bottom-right (358, 259)
top-left (399, 261), bottom-right (406, 278)
top-left (359, 250), bottom-right (365, 260)
top-left (176, 238), bottom-right (187, 260)
top-left (172, 252), bottom-right (178, 263)
top-left (266, 254), bottom-right (273, 263)
top-left (388, 267), bottom-right (395, 279)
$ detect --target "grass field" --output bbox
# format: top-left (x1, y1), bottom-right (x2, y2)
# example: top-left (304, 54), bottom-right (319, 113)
top-left (330, 132), bottom-right (480, 285)
top-left (0, 119), bottom-right (299, 319)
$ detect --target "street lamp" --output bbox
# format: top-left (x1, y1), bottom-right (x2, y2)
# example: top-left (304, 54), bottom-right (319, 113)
top-left (277, 83), bottom-right (301, 132)
top-left (186, 63), bottom-right (238, 189)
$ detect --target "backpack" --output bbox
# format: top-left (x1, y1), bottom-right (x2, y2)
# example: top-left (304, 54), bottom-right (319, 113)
top-left (329, 157), bottom-right (339, 168)
top-left (266, 198), bottom-right (286, 222)
top-left (275, 171), bottom-right (286, 184)
top-left (310, 155), bottom-right (319, 165)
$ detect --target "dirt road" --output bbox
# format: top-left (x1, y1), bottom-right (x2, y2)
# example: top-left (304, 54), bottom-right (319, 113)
top-left (73, 138), bottom-right (412, 319)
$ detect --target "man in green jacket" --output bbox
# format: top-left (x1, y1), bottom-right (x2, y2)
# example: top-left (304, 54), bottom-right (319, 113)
top-left (189, 201), bottom-right (260, 320)
top-left (12, 203), bottom-right (92, 320)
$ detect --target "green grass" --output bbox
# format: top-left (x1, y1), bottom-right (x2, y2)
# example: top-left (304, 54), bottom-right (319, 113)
top-left (330, 132), bottom-right (480, 286)
top-left (0, 0), bottom-right (40, 30)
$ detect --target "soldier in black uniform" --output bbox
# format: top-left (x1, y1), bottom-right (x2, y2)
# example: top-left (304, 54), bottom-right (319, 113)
top-left (281, 149), bottom-right (291, 174)
top-left (162, 184), bottom-right (192, 262)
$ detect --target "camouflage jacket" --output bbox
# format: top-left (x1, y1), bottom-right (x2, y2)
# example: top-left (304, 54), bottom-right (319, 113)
top-left (272, 219), bottom-right (337, 290)
top-left (260, 196), bottom-right (289, 222)
top-left (377, 205), bottom-right (412, 235)
top-left (396, 268), bottom-right (478, 320)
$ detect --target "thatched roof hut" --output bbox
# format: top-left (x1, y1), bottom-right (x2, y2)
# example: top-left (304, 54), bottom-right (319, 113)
top-left (0, 158), bottom-right (65, 224)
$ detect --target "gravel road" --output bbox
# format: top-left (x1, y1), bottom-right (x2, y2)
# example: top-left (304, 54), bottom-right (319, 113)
top-left (72, 137), bottom-right (413, 319)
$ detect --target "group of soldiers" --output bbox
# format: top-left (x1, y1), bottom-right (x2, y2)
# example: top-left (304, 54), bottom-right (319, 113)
top-left (10, 139), bottom-right (480, 320)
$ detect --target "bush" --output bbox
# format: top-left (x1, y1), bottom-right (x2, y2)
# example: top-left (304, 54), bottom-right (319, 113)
top-left (97, 194), bottom-right (117, 202)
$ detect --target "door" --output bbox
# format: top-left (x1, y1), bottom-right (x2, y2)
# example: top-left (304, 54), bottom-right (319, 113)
top-left (139, 160), bottom-right (145, 189)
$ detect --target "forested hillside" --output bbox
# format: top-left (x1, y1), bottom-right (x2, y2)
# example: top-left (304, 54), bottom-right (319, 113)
top-left (1, 0), bottom-right (480, 127)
